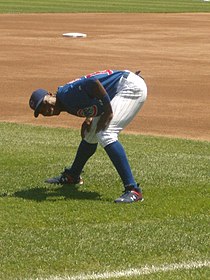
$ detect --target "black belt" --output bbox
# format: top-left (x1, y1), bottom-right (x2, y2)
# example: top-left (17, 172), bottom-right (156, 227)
top-left (122, 71), bottom-right (130, 79)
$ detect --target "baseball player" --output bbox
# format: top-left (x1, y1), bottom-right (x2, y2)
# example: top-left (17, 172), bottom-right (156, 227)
top-left (29, 69), bottom-right (147, 203)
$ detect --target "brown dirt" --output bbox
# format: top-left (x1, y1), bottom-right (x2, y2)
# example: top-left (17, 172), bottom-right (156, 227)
top-left (0, 13), bottom-right (209, 141)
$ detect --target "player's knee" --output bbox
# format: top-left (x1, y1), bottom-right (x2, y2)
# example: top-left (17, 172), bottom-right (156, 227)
top-left (84, 133), bottom-right (98, 144)
top-left (97, 131), bottom-right (118, 148)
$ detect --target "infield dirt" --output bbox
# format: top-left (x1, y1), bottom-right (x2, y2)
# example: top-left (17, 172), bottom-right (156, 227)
top-left (0, 13), bottom-right (209, 141)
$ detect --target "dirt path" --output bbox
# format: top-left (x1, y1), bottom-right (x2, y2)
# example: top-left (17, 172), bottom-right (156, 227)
top-left (0, 13), bottom-right (209, 141)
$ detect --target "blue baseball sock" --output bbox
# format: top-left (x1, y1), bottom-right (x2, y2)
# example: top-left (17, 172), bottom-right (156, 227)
top-left (104, 141), bottom-right (137, 187)
top-left (67, 140), bottom-right (97, 178)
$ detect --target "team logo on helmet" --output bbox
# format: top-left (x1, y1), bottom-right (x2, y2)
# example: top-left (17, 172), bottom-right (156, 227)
top-left (77, 105), bottom-right (98, 117)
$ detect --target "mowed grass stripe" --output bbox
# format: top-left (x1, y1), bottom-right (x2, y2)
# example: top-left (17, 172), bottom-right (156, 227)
top-left (0, 0), bottom-right (210, 13)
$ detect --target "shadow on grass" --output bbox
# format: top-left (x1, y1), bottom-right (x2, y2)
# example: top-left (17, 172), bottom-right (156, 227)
top-left (6, 185), bottom-right (101, 202)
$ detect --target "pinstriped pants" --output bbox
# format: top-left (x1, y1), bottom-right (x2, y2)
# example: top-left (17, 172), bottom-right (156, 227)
top-left (84, 71), bottom-right (147, 148)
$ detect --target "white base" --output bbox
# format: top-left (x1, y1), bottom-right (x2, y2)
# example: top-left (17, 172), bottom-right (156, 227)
top-left (62, 33), bottom-right (87, 38)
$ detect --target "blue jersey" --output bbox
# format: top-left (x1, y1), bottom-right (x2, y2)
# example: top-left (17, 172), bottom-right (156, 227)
top-left (56, 70), bottom-right (127, 118)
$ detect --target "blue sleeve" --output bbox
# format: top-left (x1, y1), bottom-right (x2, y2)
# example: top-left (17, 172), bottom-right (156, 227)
top-left (82, 77), bottom-right (98, 98)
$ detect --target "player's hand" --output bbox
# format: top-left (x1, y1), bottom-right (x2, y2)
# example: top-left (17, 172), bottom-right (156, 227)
top-left (81, 118), bottom-right (93, 139)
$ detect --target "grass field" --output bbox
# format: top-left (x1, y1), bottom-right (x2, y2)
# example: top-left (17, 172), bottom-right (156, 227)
top-left (0, 123), bottom-right (209, 280)
top-left (0, 0), bottom-right (210, 13)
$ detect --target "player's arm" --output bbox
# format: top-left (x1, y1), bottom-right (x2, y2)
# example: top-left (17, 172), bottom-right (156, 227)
top-left (87, 79), bottom-right (113, 132)
top-left (81, 117), bottom-right (93, 139)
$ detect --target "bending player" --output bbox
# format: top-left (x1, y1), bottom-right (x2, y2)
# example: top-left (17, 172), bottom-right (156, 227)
top-left (29, 69), bottom-right (147, 203)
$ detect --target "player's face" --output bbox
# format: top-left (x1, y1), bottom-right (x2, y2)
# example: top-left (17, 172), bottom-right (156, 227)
top-left (39, 95), bottom-right (60, 116)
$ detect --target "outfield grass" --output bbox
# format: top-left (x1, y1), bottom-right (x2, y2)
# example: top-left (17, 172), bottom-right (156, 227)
top-left (0, 0), bottom-right (210, 13)
top-left (0, 123), bottom-right (209, 280)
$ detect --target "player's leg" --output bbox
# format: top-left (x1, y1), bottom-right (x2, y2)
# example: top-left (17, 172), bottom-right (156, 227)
top-left (66, 139), bottom-right (98, 177)
top-left (82, 114), bottom-right (138, 190)
top-left (97, 73), bottom-right (147, 202)
top-left (45, 139), bottom-right (98, 185)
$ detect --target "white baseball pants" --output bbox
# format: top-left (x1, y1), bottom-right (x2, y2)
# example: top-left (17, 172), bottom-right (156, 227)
top-left (84, 71), bottom-right (147, 147)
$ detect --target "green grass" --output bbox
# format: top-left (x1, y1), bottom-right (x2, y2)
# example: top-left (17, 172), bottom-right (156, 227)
top-left (0, 122), bottom-right (209, 280)
top-left (0, 0), bottom-right (210, 13)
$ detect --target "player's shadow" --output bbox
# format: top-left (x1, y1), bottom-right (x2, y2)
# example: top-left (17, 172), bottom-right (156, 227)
top-left (10, 185), bottom-right (101, 202)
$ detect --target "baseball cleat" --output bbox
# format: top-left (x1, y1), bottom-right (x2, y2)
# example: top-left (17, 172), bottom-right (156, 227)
top-left (114, 185), bottom-right (143, 203)
top-left (45, 169), bottom-right (83, 185)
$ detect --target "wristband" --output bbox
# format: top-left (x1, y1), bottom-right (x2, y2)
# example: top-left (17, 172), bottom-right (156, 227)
top-left (101, 93), bottom-right (110, 105)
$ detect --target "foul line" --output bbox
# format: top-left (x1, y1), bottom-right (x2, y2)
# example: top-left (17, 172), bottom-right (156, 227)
top-left (35, 260), bottom-right (210, 280)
